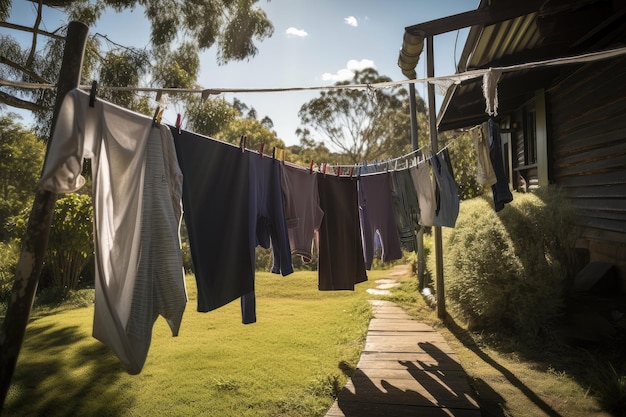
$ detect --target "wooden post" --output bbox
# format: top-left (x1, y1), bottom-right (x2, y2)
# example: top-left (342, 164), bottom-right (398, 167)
top-left (408, 83), bottom-right (426, 290)
top-left (426, 35), bottom-right (445, 319)
top-left (0, 21), bottom-right (89, 407)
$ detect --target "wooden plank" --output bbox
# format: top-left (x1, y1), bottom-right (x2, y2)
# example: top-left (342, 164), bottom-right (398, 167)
top-left (338, 376), bottom-right (479, 409)
top-left (368, 319), bottom-right (434, 332)
top-left (326, 401), bottom-right (483, 417)
top-left (324, 300), bottom-right (480, 417)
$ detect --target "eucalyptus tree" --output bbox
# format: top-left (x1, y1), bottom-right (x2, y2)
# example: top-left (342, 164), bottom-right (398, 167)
top-left (1, 0), bottom-right (274, 137)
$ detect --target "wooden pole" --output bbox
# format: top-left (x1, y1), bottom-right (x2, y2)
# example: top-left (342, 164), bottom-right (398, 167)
top-left (408, 83), bottom-right (426, 290)
top-left (0, 21), bottom-right (89, 407)
top-left (426, 35), bottom-right (445, 319)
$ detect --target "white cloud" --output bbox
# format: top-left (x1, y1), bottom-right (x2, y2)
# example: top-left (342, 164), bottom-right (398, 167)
top-left (285, 27), bottom-right (308, 37)
top-left (344, 16), bottom-right (358, 27)
top-left (322, 59), bottom-right (376, 82)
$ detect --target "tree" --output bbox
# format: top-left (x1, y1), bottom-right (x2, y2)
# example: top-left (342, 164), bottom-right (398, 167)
top-left (215, 117), bottom-right (288, 156)
top-left (185, 96), bottom-right (240, 138)
top-left (0, 114), bottom-right (45, 240)
top-left (1, 0), bottom-right (274, 136)
top-left (297, 68), bottom-right (406, 164)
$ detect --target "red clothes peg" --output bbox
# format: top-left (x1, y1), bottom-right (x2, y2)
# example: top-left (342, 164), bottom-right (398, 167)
top-left (259, 143), bottom-right (265, 158)
top-left (309, 159), bottom-right (314, 174)
top-left (175, 113), bottom-right (182, 134)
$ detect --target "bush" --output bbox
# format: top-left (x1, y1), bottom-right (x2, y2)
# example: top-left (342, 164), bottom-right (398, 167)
top-left (442, 187), bottom-right (578, 337)
top-left (46, 193), bottom-right (94, 292)
top-left (0, 240), bottom-right (20, 302)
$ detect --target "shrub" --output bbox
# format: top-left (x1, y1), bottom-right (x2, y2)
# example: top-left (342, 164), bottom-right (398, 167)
top-left (46, 193), bottom-right (94, 292)
top-left (442, 187), bottom-right (578, 337)
top-left (0, 240), bottom-right (20, 302)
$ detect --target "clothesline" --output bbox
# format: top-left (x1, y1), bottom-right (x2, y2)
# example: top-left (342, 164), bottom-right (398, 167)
top-left (3, 46), bottom-right (626, 95)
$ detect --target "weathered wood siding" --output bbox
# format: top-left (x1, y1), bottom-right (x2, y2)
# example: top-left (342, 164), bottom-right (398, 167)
top-left (548, 56), bottom-right (626, 276)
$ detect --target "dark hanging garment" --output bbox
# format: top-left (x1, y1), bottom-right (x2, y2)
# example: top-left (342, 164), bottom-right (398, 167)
top-left (172, 128), bottom-right (254, 314)
top-left (358, 173), bottom-right (403, 269)
top-left (317, 175), bottom-right (367, 290)
top-left (487, 118), bottom-right (513, 212)
top-left (432, 149), bottom-right (460, 228)
top-left (241, 153), bottom-right (294, 324)
top-left (390, 168), bottom-right (420, 252)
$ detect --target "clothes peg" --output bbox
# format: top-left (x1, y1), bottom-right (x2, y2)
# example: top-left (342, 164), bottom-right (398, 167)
top-left (322, 163), bottom-right (327, 177)
top-left (152, 106), bottom-right (163, 127)
top-left (89, 80), bottom-right (97, 108)
top-left (175, 113), bottom-right (182, 135)
top-left (272, 147), bottom-right (276, 159)
top-left (349, 166), bottom-right (354, 179)
top-left (336, 166), bottom-right (341, 178)
top-left (309, 159), bottom-right (314, 174)
top-left (240, 135), bottom-right (247, 153)
top-left (259, 143), bottom-right (264, 158)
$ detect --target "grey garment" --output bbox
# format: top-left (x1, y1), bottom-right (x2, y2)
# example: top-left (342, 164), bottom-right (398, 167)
top-left (279, 164), bottom-right (324, 263)
top-left (475, 123), bottom-right (498, 186)
top-left (390, 169), bottom-right (420, 252)
top-left (125, 125), bottom-right (187, 367)
top-left (409, 162), bottom-right (436, 227)
top-left (358, 173), bottom-right (403, 269)
top-left (431, 150), bottom-right (460, 228)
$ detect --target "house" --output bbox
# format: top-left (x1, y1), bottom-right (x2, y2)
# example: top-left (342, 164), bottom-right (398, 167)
top-left (406, 0), bottom-right (626, 288)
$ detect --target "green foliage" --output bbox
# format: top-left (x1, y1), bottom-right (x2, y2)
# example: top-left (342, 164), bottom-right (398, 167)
top-left (215, 117), bottom-right (288, 156)
top-left (0, 240), bottom-right (19, 302)
top-left (0, 115), bottom-right (46, 240)
top-left (185, 96), bottom-right (240, 137)
top-left (587, 359), bottom-right (626, 415)
top-left (442, 188), bottom-right (579, 337)
top-left (441, 129), bottom-right (483, 200)
top-left (153, 42), bottom-right (200, 89)
top-left (46, 193), bottom-right (94, 292)
top-left (98, 49), bottom-right (151, 111)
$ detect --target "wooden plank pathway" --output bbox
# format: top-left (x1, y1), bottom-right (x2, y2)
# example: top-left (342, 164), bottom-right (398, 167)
top-left (325, 299), bottom-right (481, 417)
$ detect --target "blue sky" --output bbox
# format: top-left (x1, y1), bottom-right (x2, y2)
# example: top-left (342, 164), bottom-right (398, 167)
top-left (3, 0), bottom-right (476, 146)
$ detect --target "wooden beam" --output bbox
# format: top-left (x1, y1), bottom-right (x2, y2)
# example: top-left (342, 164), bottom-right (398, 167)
top-left (405, 0), bottom-right (544, 37)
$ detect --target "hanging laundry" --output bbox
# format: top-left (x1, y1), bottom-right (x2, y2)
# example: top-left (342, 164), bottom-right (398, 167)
top-left (358, 173), bottom-right (403, 269)
top-left (38, 89), bottom-right (187, 374)
top-left (278, 163), bottom-right (324, 263)
top-left (432, 149), bottom-right (460, 228)
top-left (241, 152), bottom-right (294, 324)
top-left (390, 168), bottom-right (420, 252)
top-left (317, 175), bottom-right (367, 290)
top-left (409, 161), bottom-right (436, 227)
top-left (486, 118), bottom-right (514, 212)
top-left (172, 129), bottom-right (254, 317)
top-left (474, 124), bottom-right (498, 187)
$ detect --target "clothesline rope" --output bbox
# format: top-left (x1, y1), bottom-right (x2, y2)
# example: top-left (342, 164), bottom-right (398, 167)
top-left (3, 46), bottom-right (626, 94)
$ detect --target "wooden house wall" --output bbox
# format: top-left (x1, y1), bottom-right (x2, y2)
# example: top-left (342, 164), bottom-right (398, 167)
top-left (548, 56), bottom-right (626, 281)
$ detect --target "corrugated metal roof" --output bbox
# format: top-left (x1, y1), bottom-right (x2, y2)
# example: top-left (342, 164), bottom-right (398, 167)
top-left (436, 0), bottom-right (626, 131)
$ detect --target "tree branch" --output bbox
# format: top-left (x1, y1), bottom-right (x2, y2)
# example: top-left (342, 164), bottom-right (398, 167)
top-left (26, 0), bottom-right (44, 67)
top-left (0, 56), bottom-right (50, 84)
top-left (0, 91), bottom-right (42, 111)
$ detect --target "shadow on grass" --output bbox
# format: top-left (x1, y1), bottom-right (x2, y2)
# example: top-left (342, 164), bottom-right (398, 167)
top-left (445, 314), bottom-right (565, 417)
top-left (3, 321), bottom-right (130, 417)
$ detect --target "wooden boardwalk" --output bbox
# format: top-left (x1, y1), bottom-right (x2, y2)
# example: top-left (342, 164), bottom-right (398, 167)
top-left (325, 299), bottom-right (482, 417)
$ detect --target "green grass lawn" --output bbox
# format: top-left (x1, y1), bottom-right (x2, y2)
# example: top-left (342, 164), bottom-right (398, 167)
top-left (4, 270), bottom-right (391, 417)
